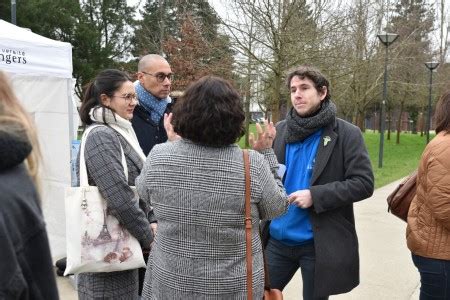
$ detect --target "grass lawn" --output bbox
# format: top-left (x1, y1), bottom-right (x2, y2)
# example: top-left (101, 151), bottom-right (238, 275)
top-left (239, 124), bottom-right (427, 189)
top-left (364, 131), bottom-right (426, 188)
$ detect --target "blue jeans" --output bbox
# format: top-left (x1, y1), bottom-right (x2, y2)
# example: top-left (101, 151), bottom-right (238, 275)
top-left (412, 254), bottom-right (450, 300)
top-left (265, 238), bottom-right (328, 300)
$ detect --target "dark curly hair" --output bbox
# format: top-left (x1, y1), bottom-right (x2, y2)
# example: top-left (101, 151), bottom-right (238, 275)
top-left (79, 69), bottom-right (131, 125)
top-left (172, 76), bottom-right (245, 147)
top-left (285, 65), bottom-right (331, 101)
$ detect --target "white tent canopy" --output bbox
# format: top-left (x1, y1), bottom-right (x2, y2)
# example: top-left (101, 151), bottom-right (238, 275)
top-left (0, 20), bottom-right (72, 78)
top-left (0, 20), bottom-right (77, 258)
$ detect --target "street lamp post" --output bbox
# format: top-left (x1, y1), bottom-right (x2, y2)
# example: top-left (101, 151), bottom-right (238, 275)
top-left (424, 61), bottom-right (439, 144)
top-left (377, 32), bottom-right (398, 168)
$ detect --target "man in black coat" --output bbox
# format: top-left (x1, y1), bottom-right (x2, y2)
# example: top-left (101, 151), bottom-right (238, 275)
top-left (132, 54), bottom-right (175, 296)
top-left (132, 54), bottom-right (174, 156)
top-left (264, 65), bottom-right (374, 299)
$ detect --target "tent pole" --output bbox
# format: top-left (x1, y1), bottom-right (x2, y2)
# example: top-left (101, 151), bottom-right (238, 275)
top-left (67, 79), bottom-right (75, 184)
top-left (11, 0), bottom-right (16, 25)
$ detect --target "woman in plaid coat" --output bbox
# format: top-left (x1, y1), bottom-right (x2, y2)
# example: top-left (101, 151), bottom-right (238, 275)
top-left (137, 76), bottom-right (289, 299)
top-left (76, 69), bottom-right (154, 299)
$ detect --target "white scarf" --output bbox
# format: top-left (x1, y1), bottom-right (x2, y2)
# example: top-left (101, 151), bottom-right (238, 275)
top-left (89, 106), bottom-right (146, 162)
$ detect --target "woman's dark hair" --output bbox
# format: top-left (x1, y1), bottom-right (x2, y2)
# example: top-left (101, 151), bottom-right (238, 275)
top-left (173, 76), bottom-right (245, 147)
top-left (434, 90), bottom-right (450, 134)
top-left (285, 65), bottom-right (331, 101)
top-left (79, 69), bottom-right (131, 125)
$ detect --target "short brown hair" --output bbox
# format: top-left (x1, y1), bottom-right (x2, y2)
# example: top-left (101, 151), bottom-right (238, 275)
top-left (285, 65), bottom-right (330, 101)
top-left (173, 76), bottom-right (245, 147)
top-left (435, 91), bottom-right (450, 134)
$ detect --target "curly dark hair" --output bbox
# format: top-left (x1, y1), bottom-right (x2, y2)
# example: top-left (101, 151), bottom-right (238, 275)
top-left (285, 65), bottom-right (331, 101)
top-left (172, 76), bottom-right (245, 147)
top-left (79, 69), bottom-right (131, 125)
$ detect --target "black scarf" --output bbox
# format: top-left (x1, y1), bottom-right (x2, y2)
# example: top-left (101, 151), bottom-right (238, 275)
top-left (285, 100), bottom-right (337, 143)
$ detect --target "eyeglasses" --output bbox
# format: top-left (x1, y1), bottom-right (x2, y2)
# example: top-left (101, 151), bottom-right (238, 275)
top-left (141, 71), bottom-right (173, 83)
top-left (114, 93), bottom-right (137, 103)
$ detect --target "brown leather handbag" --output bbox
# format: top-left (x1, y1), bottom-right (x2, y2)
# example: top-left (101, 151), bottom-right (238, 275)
top-left (243, 150), bottom-right (283, 300)
top-left (386, 170), bottom-right (418, 222)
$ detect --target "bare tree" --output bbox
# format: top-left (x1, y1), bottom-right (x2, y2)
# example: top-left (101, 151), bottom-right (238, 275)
top-left (220, 0), bottom-right (324, 123)
top-left (329, 0), bottom-right (386, 130)
top-left (387, 0), bottom-right (435, 143)
top-left (439, 0), bottom-right (448, 63)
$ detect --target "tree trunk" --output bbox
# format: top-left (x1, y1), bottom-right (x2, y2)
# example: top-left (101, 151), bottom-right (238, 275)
top-left (440, 0), bottom-right (447, 63)
top-left (158, 0), bottom-right (165, 54)
top-left (271, 74), bottom-right (282, 123)
top-left (418, 111), bottom-right (424, 137)
top-left (387, 108), bottom-right (391, 141)
top-left (355, 110), bottom-right (365, 131)
top-left (396, 100), bottom-right (404, 144)
top-left (244, 82), bottom-right (251, 148)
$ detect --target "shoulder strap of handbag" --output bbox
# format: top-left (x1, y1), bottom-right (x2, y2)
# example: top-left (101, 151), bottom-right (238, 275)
top-left (243, 149), bottom-right (253, 300)
top-left (79, 125), bottom-right (128, 187)
top-left (108, 124), bottom-right (146, 162)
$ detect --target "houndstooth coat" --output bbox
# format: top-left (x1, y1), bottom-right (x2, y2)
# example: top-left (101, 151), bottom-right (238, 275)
top-left (76, 125), bottom-right (153, 300)
top-left (136, 139), bottom-right (288, 299)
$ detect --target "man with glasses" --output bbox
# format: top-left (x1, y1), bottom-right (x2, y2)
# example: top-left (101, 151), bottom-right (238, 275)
top-left (132, 54), bottom-right (172, 297)
top-left (132, 54), bottom-right (173, 156)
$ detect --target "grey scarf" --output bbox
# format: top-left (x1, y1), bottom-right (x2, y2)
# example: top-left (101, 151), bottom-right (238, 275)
top-left (285, 100), bottom-right (337, 143)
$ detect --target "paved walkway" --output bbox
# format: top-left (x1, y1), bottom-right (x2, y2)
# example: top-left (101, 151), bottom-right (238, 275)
top-left (56, 179), bottom-right (420, 299)
top-left (55, 271), bottom-right (76, 300)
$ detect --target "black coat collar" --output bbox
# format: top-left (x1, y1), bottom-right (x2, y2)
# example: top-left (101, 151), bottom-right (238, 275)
top-left (0, 129), bottom-right (32, 171)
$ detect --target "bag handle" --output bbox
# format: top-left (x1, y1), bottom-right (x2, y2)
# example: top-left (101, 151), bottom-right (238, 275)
top-left (79, 125), bottom-right (128, 187)
top-left (243, 150), bottom-right (253, 300)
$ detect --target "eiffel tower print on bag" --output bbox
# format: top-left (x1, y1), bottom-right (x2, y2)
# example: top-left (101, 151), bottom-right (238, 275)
top-left (96, 211), bottom-right (112, 241)
top-left (64, 125), bottom-right (145, 275)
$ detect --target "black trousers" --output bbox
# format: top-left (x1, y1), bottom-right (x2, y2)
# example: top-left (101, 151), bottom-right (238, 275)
top-left (138, 251), bottom-right (150, 296)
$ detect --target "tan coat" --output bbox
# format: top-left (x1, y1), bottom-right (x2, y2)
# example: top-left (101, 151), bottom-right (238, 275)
top-left (407, 131), bottom-right (450, 260)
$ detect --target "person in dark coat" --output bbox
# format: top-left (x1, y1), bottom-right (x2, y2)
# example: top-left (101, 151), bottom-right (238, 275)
top-left (0, 71), bottom-right (59, 300)
top-left (263, 65), bottom-right (374, 299)
top-left (132, 54), bottom-right (173, 157)
top-left (132, 53), bottom-right (173, 296)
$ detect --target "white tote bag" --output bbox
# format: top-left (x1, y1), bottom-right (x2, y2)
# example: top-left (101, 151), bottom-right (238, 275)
top-left (64, 125), bottom-right (146, 275)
